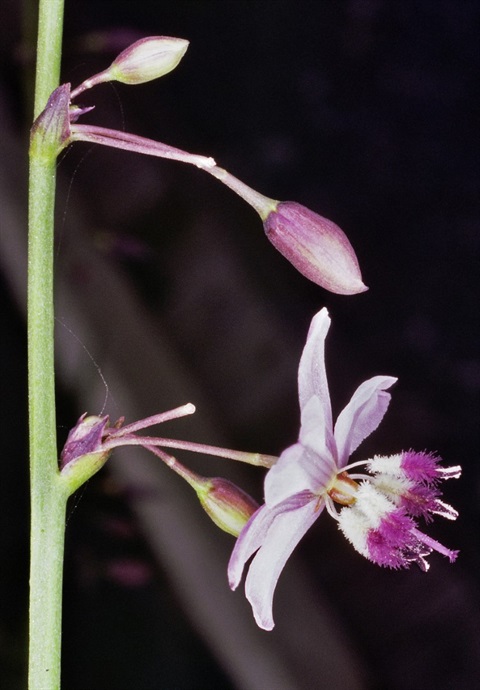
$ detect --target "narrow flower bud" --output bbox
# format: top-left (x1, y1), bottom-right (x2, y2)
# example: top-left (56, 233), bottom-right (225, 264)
top-left (194, 477), bottom-right (259, 537)
top-left (30, 84), bottom-right (72, 159)
top-left (71, 36), bottom-right (189, 97)
top-left (263, 202), bottom-right (367, 295)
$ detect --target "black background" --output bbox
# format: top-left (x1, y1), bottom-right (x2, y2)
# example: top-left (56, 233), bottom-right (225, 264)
top-left (0, 1), bottom-right (479, 688)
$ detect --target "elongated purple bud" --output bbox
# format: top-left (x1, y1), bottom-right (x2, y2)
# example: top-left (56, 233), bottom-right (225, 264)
top-left (205, 167), bottom-right (367, 294)
top-left (264, 201), bottom-right (367, 295)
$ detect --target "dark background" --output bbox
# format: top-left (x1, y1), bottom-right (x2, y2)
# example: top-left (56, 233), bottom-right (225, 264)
top-left (1, 1), bottom-right (479, 688)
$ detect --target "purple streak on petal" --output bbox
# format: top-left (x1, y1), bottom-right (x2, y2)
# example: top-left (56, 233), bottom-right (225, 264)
top-left (297, 309), bottom-right (333, 430)
top-left (334, 376), bottom-right (397, 468)
top-left (244, 498), bottom-right (321, 630)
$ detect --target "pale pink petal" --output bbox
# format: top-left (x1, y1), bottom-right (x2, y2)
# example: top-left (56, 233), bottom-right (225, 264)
top-left (264, 436), bottom-right (335, 507)
top-left (334, 375), bottom-right (397, 468)
top-left (264, 443), bottom-right (308, 506)
top-left (228, 504), bottom-right (275, 591)
top-left (297, 309), bottom-right (332, 431)
top-left (244, 498), bottom-right (322, 630)
top-left (299, 395), bottom-right (336, 463)
top-left (228, 493), bottom-right (314, 590)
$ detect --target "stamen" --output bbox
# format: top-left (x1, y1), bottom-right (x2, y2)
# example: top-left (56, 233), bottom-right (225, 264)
top-left (112, 403), bottom-right (196, 436)
top-left (411, 527), bottom-right (459, 563)
top-left (324, 495), bottom-right (340, 521)
top-left (327, 471), bottom-right (359, 506)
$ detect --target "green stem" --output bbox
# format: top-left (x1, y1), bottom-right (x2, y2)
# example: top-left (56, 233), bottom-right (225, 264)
top-left (28, 0), bottom-right (66, 688)
top-left (32, 0), bottom-right (65, 117)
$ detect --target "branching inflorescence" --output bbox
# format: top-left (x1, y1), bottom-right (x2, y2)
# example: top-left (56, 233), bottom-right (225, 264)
top-left (33, 35), bottom-right (461, 636)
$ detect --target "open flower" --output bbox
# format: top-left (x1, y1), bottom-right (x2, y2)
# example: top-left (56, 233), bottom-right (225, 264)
top-left (228, 308), bottom-right (461, 630)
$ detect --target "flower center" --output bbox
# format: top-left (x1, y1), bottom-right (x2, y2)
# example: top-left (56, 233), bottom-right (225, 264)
top-left (327, 471), bottom-right (359, 506)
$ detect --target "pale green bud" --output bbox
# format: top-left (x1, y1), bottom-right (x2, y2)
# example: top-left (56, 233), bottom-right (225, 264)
top-left (71, 36), bottom-right (189, 97)
top-left (195, 477), bottom-right (259, 537)
top-left (109, 36), bottom-right (189, 84)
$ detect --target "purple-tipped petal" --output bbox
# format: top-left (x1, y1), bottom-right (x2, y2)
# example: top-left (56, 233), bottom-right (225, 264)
top-left (334, 376), bottom-right (397, 468)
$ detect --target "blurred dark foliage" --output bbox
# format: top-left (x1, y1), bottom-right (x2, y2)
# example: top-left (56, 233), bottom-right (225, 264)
top-left (1, 1), bottom-right (479, 688)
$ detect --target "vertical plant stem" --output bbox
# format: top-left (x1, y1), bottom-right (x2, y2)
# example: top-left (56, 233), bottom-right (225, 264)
top-left (32, 0), bottom-right (65, 117)
top-left (28, 0), bottom-right (66, 688)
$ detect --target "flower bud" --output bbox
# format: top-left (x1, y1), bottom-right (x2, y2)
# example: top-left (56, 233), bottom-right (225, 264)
top-left (70, 37), bottom-right (189, 99)
top-left (105, 36), bottom-right (189, 85)
top-left (30, 84), bottom-right (72, 159)
top-left (264, 201), bottom-right (367, 294)
top-left (195, 477), bottom-right (259, 537)
top-left (204, 167), bottom-right (367, 295)
top-left (60, 415), bottom-right (112, 494)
